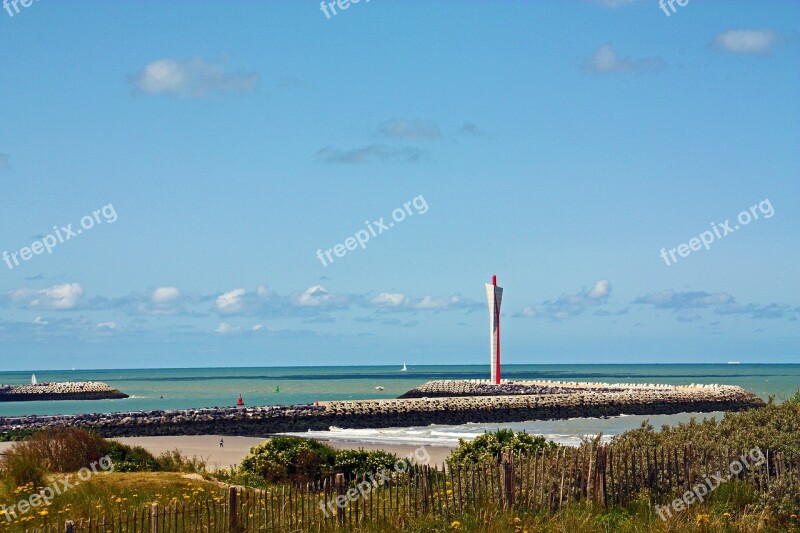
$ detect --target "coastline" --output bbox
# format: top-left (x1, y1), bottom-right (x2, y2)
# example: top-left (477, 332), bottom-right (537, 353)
top-left (0, 436), bottom-right (454, 469)
top-left (0, 381), bottom-right (764, 438)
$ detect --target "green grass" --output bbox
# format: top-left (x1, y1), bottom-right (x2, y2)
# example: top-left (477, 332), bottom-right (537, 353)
top-left (0, 472), bottom-right (222, 532)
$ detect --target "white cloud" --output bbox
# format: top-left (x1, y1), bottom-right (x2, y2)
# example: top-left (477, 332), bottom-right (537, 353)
top-left (256, 285), bottom-right (273, 299)
top-left (635, 289), bottom-right (793, 320)
top-left (97, 322), bottom-right (118, 330)
top-left (34, 316), bottom-right (49, 325)
top-left (252, 324), bottom-right (264, 332)
top-left (151, 287), bottom-right (180, 304)
top-left (294, 285), bottom-right (349, 308)
top-left (514, 280), bottom-right (612, 320)
top-left (370, 292), bottom-right (407, 307)
top-left (130, 57), bottom-right (258, 98)
top-left (10, 283), bottom-right (84, 310)
top-left (315, 145), bottom-right (429, 164)
top-left (713, 30), bottom-right (777, 54)
top-left (216, 288), bottom-right (246, 313)
top-left (588, 280), bottom-right (611, 299)
top-left (414, 294), bottom-right (467, 310)
top-left (378, 119), bottom-right (440, 140)
top-left (214, 322), bottom-right (241, 335)
top-left (583, 44), bottom-right (662, 74)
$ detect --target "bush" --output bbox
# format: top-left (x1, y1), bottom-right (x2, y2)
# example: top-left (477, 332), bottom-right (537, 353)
top-left (238, 437), bottom-right (403, 483)
top-left (333, 449), bottom-right (402, 478)
top-left (447, 429), bottom-right (558, 466)
top-left (761, 475), bottom-right (800, 520)
top-left (240, 436), bottom-right (337, 483)
top-left (0, 442), bottom-right (48, 490)
top-left (612, 402), bottom-right (800, 457)
top-left (4, 428), bottom-right (107, 473)
top-left (786, 389), bottom-right (800, 405)
top-left (156, 449), bottom-right (208, 474)
top-left (106, 441), bottom-right (161, 472)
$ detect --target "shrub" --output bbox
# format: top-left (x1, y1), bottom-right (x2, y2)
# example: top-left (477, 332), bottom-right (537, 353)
top-left (238, 437), bottom-right (403, 483)
top-left (239, 436), bottom-right (337, 483)
top-left (0, 441), bottom-right (48, 490)
top-left (761, 475), bottom-right (800, 520)
top-left (18, 427), bottom-right (108, 472)
top-left (786, 389), bottom-right (800, 405)
top-left (447, 429), bottom-right (557, 466)
top-left (333, 449), bottom-right (402, 478)
top-left (612, 402), bottom-right (800, 457)
top-left (156, 449), bottom-right (208, 473)
top-left (106, 441), bottom-right (161, 472)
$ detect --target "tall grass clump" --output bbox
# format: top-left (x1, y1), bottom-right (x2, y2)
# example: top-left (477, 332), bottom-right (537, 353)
top-left (0, 441), bottom-right (48, 489)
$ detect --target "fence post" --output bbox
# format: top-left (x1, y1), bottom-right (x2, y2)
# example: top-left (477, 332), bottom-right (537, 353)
top-left (501, 448), bottom-right (514, 509)
top-left (421, 464), bottom-right (429, 514)
top-left (65, 520), bottom-right (75, 533)
top-left (228, 486), bottom-right (238, 532)
top-left (150, 503), bottom-right (159, 533)
top-left (335, 473), bottom-right (346, 527)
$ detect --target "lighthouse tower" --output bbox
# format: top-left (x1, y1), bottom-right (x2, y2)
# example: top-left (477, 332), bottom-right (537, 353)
top-left (485, 275), bottom-right (503, 384)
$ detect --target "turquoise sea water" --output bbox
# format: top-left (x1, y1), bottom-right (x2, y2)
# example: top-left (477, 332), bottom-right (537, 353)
top-left (1, 365), bottom-right (797, 446)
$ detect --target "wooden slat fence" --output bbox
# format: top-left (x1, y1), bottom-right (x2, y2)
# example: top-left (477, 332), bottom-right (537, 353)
top-left (19, 445), bottom-right (798, 532)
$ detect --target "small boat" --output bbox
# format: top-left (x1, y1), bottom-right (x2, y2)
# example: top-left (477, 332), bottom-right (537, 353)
top-left (236, 395), bottom-right (244, 406)
top-left (400, 363), bottom-right (407, 372)
top-left (727, 361), bottom-right (741, 365)
top-left (274, 386), bottom-right (280, 393)
top-left (374, 386), bottom-right (385, 391)
top-left (31, 374), bottom-right (38, 386)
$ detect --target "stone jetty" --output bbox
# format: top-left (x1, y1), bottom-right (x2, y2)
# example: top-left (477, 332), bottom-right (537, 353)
top-left (0, 382), bottom-right (128, 402)
top-left (0, 380), bottom-right (763, 438)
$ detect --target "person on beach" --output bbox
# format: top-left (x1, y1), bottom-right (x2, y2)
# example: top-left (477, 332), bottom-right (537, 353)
top-left (219, 438), bottom-right (224, 448)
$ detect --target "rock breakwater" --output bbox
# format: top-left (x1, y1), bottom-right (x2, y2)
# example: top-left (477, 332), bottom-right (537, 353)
top-left (0, 382), bottom-right (128, 402)
top-left (0, 380), bottom-right (763, 438)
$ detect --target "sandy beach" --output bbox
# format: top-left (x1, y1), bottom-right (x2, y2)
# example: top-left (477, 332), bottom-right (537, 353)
top-left (0, 436), bottom-right (454, 470)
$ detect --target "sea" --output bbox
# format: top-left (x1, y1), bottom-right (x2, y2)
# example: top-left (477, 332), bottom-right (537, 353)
top-left (1, 364), bottom-right (797, 447)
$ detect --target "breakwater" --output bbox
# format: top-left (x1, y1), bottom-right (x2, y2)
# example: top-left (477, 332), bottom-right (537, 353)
top-left (0, 382), bottom-right (128, 402)
top-left (0, 380), bottom-right (763, 438)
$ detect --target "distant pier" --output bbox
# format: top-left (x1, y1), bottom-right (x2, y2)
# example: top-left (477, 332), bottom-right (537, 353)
top-left (0, 381), bottom-right (128, 402)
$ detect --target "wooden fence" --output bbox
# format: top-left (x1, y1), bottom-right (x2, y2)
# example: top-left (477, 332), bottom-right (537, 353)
top-left (20, 445), bottom-right (798, 532)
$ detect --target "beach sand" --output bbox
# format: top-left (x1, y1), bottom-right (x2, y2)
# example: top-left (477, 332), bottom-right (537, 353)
top-left (1, 436), bottom-right (454, 470)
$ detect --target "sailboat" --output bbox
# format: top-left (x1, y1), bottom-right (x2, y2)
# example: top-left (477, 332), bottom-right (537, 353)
top-left (31, 374), bottom-right (38, 385)
top-left (400, 363), bottom-right (407, 372)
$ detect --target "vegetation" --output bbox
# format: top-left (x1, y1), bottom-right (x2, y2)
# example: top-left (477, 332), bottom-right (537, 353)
top-left (0, 429), bottom-right (33, 443)
top-left (611, 399), bottom-right (800, 457)
top-left (0, 401), bottom-right (798, 531)
top-left (235, 436), bottom-right (404, 484)
top-left (447, 428), bottom-right (557, 466)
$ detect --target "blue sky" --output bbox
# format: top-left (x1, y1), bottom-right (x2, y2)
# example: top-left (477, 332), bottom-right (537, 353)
top-left (0, 0), bottom-right (798, 370)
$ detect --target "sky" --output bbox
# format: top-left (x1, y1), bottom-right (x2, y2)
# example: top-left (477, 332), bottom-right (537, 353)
top-left (0, 0), bottom-right (798, 370)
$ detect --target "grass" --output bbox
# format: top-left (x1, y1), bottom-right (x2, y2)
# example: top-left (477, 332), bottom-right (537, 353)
top-left (0, 472), bottom-right (222, 532)
top-left (1, 401), bottom-right (799, 532)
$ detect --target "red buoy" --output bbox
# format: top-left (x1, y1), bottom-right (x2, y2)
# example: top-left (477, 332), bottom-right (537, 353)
top-left (236, 395), bottom-right (244, 406)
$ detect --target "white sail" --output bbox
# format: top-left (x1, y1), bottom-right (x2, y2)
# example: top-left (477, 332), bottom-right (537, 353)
top-left (31, 374), bottom-right (38, 385)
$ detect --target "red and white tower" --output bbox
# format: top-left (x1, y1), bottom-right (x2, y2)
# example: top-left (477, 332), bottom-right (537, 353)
top-left (485, 275), bottom-right (503, 384)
